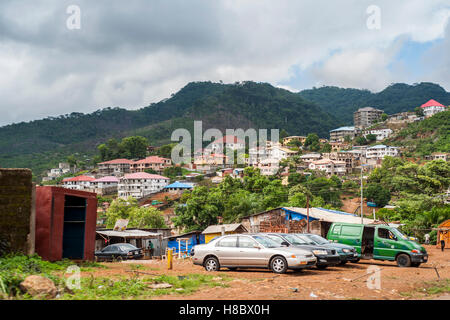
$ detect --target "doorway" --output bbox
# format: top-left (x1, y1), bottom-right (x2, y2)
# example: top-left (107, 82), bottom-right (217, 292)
top-left (361, 226), bottom-right (375, 259)
top-left (62, 195), bottom-right (86, 259)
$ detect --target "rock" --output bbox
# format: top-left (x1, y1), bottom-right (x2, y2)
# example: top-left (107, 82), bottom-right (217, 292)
top-left (291, 288), bottom-right (299, 292)
top-left (20, 275), bottom-right (57, 299)
top-left (149, 283), bottom-right (173, 289)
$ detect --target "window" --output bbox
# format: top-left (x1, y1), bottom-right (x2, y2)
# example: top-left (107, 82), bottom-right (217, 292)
top-left (341, 225), bottom-right (361, 236)
top-left (217, 236), bottom-right (237, 247)
top-left (238, 236), bottom-right (257, 248)
top-left (378, 228), bottom-right (396, 240)
top-left (332, 225), bottom-right (341, 234)
top-left (266, 235), bottom-right (284, 245)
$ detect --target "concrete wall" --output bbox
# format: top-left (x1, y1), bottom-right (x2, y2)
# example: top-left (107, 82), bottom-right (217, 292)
top-left (0, 169), bottom-right (35, 255)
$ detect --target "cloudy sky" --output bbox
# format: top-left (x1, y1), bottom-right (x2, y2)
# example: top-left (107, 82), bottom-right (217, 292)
top-left (0, 0), bottom-right (449, 126)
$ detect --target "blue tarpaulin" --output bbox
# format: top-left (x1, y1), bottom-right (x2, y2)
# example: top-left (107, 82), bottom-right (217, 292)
top-left (167, 233), bottom-right (205, 254)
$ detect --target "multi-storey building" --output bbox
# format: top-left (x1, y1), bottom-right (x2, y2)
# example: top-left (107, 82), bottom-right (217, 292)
top-left (205, 135), bottom-right (245, 154)
top-left (363, 128), bottom-right (393, 141)
top-left (118, 172), bottom-right (170, 199)
top-left (420, 99), bottom-right (447, 118)
top-left (282, 136), bottom-right (307, 146)
top-left (365, 145), bottom-right (399, 160)
top-left (329, 126), bottom-right (357, 143)
top-left (130, 156), bottom-right (172, 174)
top-left (98, 159), bottom-right (133, 176)
top-left (308, 159), bottom-right (347, 176)
top-left (354, 107), bottom-right (384, 129)
top-left (91, 176), bottom-right (119, 196)
top-left (62, 175), bottom-right (96, 190)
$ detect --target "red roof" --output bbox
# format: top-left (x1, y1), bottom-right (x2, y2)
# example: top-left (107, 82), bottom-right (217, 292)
top-left (63, 175), bottom-right (96, 182)
top-left (420, 99), bottom-right (445, 108)
top-left (213, 135), bottom-right (245, 144)
top-left (134, 156), bottom-right (170, 164)
top-left (122, 172), bottom-right (170, 180)
top-left (99, 159), bottom-right (134, 165)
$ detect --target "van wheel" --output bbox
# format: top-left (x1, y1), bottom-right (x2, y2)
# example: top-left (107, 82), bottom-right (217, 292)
top-left (204, 257), bottom-right (220, 272)
top-left (270, 256), bottom-right (288, 274)
top-left (396, 254), bottom-right (411, 267)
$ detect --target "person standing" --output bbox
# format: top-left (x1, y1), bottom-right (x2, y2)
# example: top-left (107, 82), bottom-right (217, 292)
top-left (439, 231), bottom-right (446, 252)
top-left (148, 241), bottom-right (154, 258)
top-left (424, 233), bottom-right (430, 244)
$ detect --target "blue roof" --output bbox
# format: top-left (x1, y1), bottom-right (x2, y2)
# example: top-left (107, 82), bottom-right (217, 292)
top-left (164, 181), bottom-right (194, 189)
top-left (316, 207), bottom-right (357, 216)
top-left (330, 126), bottom-right (355, 132)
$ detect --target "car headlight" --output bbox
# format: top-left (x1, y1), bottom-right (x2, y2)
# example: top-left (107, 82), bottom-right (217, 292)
top-left (312, 250), bottom-right (328, 255)
top-left (342, 248), bottom-right (351, 253)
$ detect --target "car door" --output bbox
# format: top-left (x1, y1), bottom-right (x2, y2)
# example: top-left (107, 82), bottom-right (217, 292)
top-left (236, 236), bottom-right (265, 266)
top-left (374, 227), bottom-right (398, 260)
top-left (214, 236), bottom-right (239, 266)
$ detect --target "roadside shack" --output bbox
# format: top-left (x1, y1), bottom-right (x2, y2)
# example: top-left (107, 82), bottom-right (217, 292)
top-left (165, 231), bottom-right (204, 257)
top-left (96, 229), bottom-right (164, 259)
top-left (202, 223), bottom-right (248, 243)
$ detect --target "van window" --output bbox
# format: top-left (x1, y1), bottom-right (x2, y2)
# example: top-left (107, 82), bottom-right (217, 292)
top-left (332, 225), bottom-right (341, 234)
top-left (341, 225), bottom-right (361, 236)
top-left (378, 228), bottom-right (396, 240)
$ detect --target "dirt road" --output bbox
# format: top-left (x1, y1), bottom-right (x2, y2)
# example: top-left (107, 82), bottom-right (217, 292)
top-left (88, 245), bottom-right (449, 300)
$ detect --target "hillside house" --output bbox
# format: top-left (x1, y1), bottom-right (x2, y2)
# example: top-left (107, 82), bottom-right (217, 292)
top-left (205, 135), bottom-right (245, 154)
top-left (420, 99), bottom-right (447, 118)
top-left (131, 156), bottom-right (172, 174)
top-left (365, 145), bottom-right (399, 160)
top-left (283, 136), bottom-right (307, 146)
top-left (91, 176), bottom-right (119, 195)
top-left (163, 181), bottom-right (194, 193)
top-left (363, 128), bottom-right (393, 141)
top-left (354, 107), bottom-right (383, 129)
top-left (62, 175), bottom-right (96, 191)
top-left (299, 153), bottom-right (322, 163)
top-left (269, 145), bottom-right (298, 161)
top-left (98, 159), bottom-right (133, 176)
top-left (308, 159), bottom-right (347, 176)
top-left (118, 172), bottom-right (170, 199)
top-left (330, 126), bottom-right (357, 143)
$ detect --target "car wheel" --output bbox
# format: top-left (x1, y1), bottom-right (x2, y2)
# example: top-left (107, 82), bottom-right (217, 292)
top-left (204, 257), bottom-right (220, 272)
top-left (316, 264), bottom-right (328, 270)
top-left (352, 258), bottom-right (360, 263)
top-left (411, 262), bottom-right (421, 268)
top-left (396, 254), bottom-right (411, 268)
top-left (270, 256), bottom-right (288, 274)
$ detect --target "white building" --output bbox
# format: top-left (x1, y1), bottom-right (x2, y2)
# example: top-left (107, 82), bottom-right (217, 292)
top-left (363, 128), bottom-right (393, 141)
top-left (420, 99), bottom-right (447, 118)
top-left (366, 145), bottom-right (399, 160)
top-left (256, 158), bottom-right (280, 176)
top-left (62, 175), bottom-right (95, 190)
top-left (118, 172), bottom-right (170, 199)
top-left (308, 159), bottom-right (347, 176)
top-left (330, 126), bottom-right (357, 143)
top-left (91, 176), bottom-right (119, 195)
top-left (299, 153), bottom-right (322, 163)
top-left (205, 135), bottom-right (245, 153)
top-left (269, 145), bottom-right (298, 161)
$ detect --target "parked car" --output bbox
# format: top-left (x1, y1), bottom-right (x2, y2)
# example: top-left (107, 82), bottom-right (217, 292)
top-left (296, 233), bottom-right (358, 265)
top-left (326, 222), bottom-right (428, 267)
top-left (191, 234), bottom-right (317, 274)
top-left (262, 233), bottom-right (341, 269)
top-left (95, 243), bottom-right (143, 261)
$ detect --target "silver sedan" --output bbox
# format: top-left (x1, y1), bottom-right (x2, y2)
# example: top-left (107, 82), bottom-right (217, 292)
top-left (191, 234), bottom-right (317, 273)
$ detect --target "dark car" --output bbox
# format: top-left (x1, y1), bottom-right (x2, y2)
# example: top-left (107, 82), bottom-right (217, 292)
top-left (95, 243), bottom-right (143, 261)
top-left (262, 233), bottom-right (341, 269)
top-left (297, 233), bottom-right (359, 265)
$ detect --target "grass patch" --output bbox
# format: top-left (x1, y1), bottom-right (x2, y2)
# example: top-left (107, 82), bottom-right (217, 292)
top-left (59, 274), bottom-right (230, 300)
top-left (420, 279), bottom-right (450, 296)
top-left (0, 254), bottom-right (106, 299)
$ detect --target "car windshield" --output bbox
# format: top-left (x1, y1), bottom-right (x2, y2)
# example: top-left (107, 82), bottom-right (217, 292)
top-left (283, 234), bottom-right (311, 245)
top-left (306, 234), bottom-right (329, 245)
top-left (252, 235), bottom-right (280, 248)
top-left (391, 228), bottom-right (409, 240)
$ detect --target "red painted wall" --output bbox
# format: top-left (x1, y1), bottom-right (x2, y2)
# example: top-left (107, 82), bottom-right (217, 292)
top-left (35, 187), bottom-right (97, 261)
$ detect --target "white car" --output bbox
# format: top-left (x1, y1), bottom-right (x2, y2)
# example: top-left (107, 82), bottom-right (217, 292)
top-left (191, 234), bottom-right (317, 274)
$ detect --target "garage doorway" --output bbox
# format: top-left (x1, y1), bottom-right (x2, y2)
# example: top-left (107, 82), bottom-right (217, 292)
top-left (63, 195), bottom-right (86, 259)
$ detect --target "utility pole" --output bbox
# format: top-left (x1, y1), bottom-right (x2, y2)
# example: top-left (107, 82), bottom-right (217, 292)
top-left (306, 193), bottom-right (310, 233)
top-left (360, 165), bottom-right (364, 224)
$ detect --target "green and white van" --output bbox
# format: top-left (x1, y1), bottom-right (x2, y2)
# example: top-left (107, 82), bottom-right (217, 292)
top-left (327, 222), bottom-right (428, 267)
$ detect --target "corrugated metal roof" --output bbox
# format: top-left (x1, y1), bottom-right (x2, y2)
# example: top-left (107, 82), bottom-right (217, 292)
top-left (282, 207), bottom-right (375, 225)
top-left (330, 126), bottom-right (355, 133)
top-left (202, 223), bottom-right (247, 234)
top-left (96, 229), bottom-right (161, 238)
top-left (164, 181), bottom-right (194, 189)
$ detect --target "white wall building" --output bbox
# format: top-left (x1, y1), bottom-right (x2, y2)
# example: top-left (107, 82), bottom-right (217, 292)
top-left (365, 145), bottom-right (399, 160)
top-left (62, 175), bottom-right (95, 190)
top-left (363, 129), bottom-right (393, 141)
top-left (118, 172), bottom-right (170, 199)
top-left (308, 159), bottom-right (347, 176)
top-left (420, 99), bottom-right (447, 118)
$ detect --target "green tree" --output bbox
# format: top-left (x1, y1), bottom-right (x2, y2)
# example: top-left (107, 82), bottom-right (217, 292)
top-left (381, 113), bottom-right (388, 121)
top-left (364, 183), bottom-right (391, 207)
top-left (119, 136), bottom-right (149, 159)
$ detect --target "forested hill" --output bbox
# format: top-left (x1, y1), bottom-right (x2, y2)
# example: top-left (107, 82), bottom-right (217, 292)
top-left (0, 81), bottom-right (335, 175)
top-left (299, 82), bottom-right (450, 124)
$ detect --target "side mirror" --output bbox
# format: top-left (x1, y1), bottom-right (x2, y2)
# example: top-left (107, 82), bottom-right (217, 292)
top-left (281, 241), bottom-right (290, 247)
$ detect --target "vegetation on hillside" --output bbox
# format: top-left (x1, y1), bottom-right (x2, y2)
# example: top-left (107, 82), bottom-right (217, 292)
top-left (299, 82), bottom-right (450, 124)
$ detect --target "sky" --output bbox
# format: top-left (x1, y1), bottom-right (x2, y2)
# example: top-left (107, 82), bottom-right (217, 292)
top-left (0, 0), bottom-right (449, 126)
